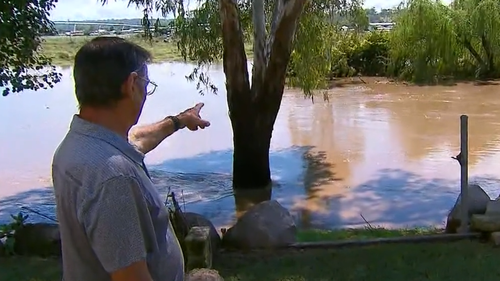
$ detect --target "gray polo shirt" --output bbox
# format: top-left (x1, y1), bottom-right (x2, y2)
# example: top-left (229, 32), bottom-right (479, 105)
top-left (52, 115), bottom-right (184, 281)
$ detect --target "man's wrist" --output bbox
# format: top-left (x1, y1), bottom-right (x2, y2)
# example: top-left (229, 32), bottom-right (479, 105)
top-left (174, 114), bottom-right (187, 129)
top-left (165, 115), bottom-right (184, 131)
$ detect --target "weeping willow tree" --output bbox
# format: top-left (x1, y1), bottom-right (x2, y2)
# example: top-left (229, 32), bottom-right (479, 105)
top-left (113, 0), bottom-right (360, 189)
top-left (452, 0), bottom-right (500, 76)
top-left (389, 0), bottom-right (500, 82)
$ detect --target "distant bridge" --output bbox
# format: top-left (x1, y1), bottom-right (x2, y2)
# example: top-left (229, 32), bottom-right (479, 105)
top-left (53, 21), bottom-right (143, 28)
top-left (52, 21), bottom-right (174, 36)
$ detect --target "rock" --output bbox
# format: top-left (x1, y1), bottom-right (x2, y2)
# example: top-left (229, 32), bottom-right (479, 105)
top-left (490, 232), bottom-right (500, 246)
top-left (184, 212), bottom-right (221, 252)
top-left (445, 184), bottom-right (490, 233)
top-left (486, 199), bottom-right (500, 215)
top-left (14, 223), bottom-right (61, 257)
top-left (470, 214), bottom-right (500, 232)
top-left (186, 268), bottom-right (224, 281)
top-left (185, 226), bottom-right (212, 271)
top-left (222, 200), bottom-right (296, 249)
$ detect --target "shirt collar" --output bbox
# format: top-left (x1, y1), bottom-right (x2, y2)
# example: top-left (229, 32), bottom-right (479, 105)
top-left (69, 115), bottom-right (145, 165)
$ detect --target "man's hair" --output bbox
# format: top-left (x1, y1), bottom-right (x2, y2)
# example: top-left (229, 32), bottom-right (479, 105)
top-left (73, 36), bottom-right (152, 108)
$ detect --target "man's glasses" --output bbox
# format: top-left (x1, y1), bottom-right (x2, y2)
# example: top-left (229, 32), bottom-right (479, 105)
top-left (138, 76), bottom-right (158, 96)
top-left (132, 63), bottom-right (157, 96)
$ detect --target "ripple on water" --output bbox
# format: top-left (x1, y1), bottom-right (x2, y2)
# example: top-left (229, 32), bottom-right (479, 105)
top-left (150, 170), bottom-right (234, 205)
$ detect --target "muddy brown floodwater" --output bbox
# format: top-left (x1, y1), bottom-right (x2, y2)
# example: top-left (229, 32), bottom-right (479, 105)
top-left (2, 63), bottom-right (500, 229)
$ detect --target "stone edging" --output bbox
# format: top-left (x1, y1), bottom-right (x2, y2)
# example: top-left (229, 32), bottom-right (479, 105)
top-left (286, 232), bottom-right (482, 249)
top-left (218, 232), bottom-right (483, 253)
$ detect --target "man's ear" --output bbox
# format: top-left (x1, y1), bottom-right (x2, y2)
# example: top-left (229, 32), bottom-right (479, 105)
top-left (122, 72), bottom-right (138, 99)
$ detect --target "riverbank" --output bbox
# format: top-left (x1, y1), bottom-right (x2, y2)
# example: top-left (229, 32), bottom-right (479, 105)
top-left (2, 227), bottom-right (497, 281)
top-left (41, 37), bottom-right (500, 89)
top-left (41, 36), bottom-right (254, 67)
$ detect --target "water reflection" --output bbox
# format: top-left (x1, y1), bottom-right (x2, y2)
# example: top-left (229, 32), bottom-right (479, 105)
top-left (233, 188), bottom-right (272, 219)
top-left (366, 82), bottom-right (500, 167)
top-left (2, 64), bottom-right (500, 229)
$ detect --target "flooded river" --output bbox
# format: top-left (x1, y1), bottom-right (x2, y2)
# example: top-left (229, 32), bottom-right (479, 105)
top-left (2, 63), bottom-right (500, 229)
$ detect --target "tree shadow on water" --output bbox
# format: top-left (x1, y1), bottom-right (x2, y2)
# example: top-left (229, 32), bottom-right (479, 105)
top-left (0, 149), bottom-right (474, 231)
top-left (0, 187), bottom-right (56, 225)
top-left (0, 145), bottom-right (333, 228)
top-left (149, 145), bottom-right (342, 228)
top-left (309, 168), bottom-right (468, 229)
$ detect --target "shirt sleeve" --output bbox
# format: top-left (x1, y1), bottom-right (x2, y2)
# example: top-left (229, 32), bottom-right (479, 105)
top-left (81, 175), bottom-right (154, 273)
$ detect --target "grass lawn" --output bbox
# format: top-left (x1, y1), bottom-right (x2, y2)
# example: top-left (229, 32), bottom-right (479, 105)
top-left (41, 36), bottom-right (254, 67)
top-left (2, 227), bottom-right (498, 281)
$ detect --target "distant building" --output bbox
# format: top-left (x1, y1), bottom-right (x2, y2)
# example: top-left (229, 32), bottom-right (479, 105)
top-left (368, 22), bottom-right (395, 31)
top-left (65, 30), bottom-right (84, 36)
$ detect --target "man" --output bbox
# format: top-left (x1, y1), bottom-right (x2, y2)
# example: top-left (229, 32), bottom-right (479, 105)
top-left (52, 36), bottom-right (210, 281)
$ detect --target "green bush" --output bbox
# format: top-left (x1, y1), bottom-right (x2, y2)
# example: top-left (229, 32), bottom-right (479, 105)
top-left (288, 30), bottom-right (390, 80)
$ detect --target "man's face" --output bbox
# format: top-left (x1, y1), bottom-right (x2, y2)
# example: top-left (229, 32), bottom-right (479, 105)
top-left (123, 65), bottom-right (149, 125)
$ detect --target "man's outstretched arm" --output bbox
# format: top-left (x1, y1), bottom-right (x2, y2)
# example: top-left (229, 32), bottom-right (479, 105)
top-left (129, 115), bottom-right (183, 154)
top-left (129, 103), bottom-right (210, 154)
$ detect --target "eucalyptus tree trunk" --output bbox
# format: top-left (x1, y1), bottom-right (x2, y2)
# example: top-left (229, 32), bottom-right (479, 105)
top-left (219, 0), bottom-right (307, 189)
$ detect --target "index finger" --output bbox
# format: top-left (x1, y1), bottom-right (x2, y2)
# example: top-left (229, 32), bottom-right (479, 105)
top-left (193, 102), bottom-right (204, 112)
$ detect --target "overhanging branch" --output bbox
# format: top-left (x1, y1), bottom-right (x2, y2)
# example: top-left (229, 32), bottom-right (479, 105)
top-left (219, 0), bottom-right (250, 106)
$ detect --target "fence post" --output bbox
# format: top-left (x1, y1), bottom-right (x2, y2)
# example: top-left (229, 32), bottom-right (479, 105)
top-left (459, 115), bottom-right (469, 233)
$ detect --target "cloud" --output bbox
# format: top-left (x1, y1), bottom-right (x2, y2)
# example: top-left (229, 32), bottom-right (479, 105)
top-left (50, 0), bottom-right (153, 21)
top-left (49, 0), bottom-right (403, 21)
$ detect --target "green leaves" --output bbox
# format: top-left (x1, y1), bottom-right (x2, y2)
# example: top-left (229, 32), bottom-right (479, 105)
top-left (120, 0), bottom-right (360, 96)
top-left (1, 0), bottom-right (62, 96)
top-left (0, 212), bottom-right (28, 256)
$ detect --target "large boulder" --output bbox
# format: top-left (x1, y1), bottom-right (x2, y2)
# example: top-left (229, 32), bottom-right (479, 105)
top-left (222, 200), bottom-right (296, 249)
top-left (183, 212), bottom-right (221, 252)
top-left (14, 223), bottom-right (61, 257)
top-left (485, 199), bottom-right (500, 215)
top-left (445, 184), bottom-right (490, 233)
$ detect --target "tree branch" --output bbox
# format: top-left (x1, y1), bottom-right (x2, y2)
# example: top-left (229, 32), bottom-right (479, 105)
top-left (219, 0), bottom-right (251, 106)
top-left (257, 0), bottom-right (307, 107)
top-left (251, 0), bottom-right (267, 94)
top-left (265, 0), bottom-right (284, 63)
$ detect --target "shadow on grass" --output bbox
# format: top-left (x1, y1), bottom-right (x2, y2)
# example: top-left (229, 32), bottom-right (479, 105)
top-left (0, 256), bottom-right (61, 281)
top-left (215, 240), bottom-right (500, 281)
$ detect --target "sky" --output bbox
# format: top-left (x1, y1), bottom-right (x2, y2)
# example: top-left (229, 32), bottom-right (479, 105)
top-left (50, 0), bottom-right (403, 21)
